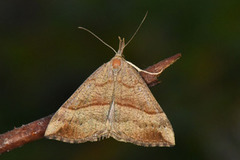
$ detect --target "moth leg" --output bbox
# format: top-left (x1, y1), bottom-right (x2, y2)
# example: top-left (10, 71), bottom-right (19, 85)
top-left (126, 61), bottom-right (163, 76)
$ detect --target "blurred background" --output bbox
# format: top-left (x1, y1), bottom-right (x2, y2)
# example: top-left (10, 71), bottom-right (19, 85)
top-left (0, 0), bottom-right (239, 160)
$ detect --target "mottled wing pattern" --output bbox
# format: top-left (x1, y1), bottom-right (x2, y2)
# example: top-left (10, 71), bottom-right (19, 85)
top-left (111, 60), bottom-right (175, 146)
top-left (45, 62), bottom-right (114, 143)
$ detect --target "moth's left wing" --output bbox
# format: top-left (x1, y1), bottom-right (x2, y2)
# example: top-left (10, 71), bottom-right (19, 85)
top-left (45, 61), bottom-right (114, 143)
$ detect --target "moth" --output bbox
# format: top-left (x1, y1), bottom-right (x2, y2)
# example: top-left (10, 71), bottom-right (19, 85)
top-left (45, 13), bottom-right (178, 147)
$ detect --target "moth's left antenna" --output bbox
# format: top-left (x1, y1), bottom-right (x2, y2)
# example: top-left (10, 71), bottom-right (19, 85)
top-left (78, 27), bottom-right (117, 54)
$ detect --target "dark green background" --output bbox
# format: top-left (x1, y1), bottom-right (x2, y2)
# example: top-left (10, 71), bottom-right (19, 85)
top-left (1, 0), bottom-right (239, 160)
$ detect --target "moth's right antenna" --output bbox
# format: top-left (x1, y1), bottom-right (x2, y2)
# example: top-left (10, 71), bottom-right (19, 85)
top-left (124, 11), bottom-right (148, 48)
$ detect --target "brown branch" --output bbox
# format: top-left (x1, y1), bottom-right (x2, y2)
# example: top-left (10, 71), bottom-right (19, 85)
top-left (0, 115), bottom-right (53, 154)
top-left (0, 53), bottom-right (181, 154)
top-left (140, 53), bottom-right (182, 87)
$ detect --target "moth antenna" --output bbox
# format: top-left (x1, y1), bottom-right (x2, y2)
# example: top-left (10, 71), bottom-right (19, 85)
top-left (124, 11), bottom-right (148, 48)
top-left (78, 27), bottom-right (118, 54)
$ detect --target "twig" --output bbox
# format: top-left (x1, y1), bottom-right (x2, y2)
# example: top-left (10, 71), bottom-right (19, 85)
top-left (140, 53), bottom-right (181, 86)
top-left (0, 115), bottom-right (52, 154)
top-left (0, 53), bottom-right (181, 154)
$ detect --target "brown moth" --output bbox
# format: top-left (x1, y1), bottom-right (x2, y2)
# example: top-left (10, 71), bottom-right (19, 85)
top-left (45, 13), bottom-right (176, 147)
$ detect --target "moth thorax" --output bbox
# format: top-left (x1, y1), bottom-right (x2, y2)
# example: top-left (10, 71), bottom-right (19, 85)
top-left (112, 58), bottom-right (121, 69)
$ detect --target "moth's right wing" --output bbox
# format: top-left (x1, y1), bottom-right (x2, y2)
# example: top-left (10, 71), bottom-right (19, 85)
top-left (111, 60), bottom-right (175, 147)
